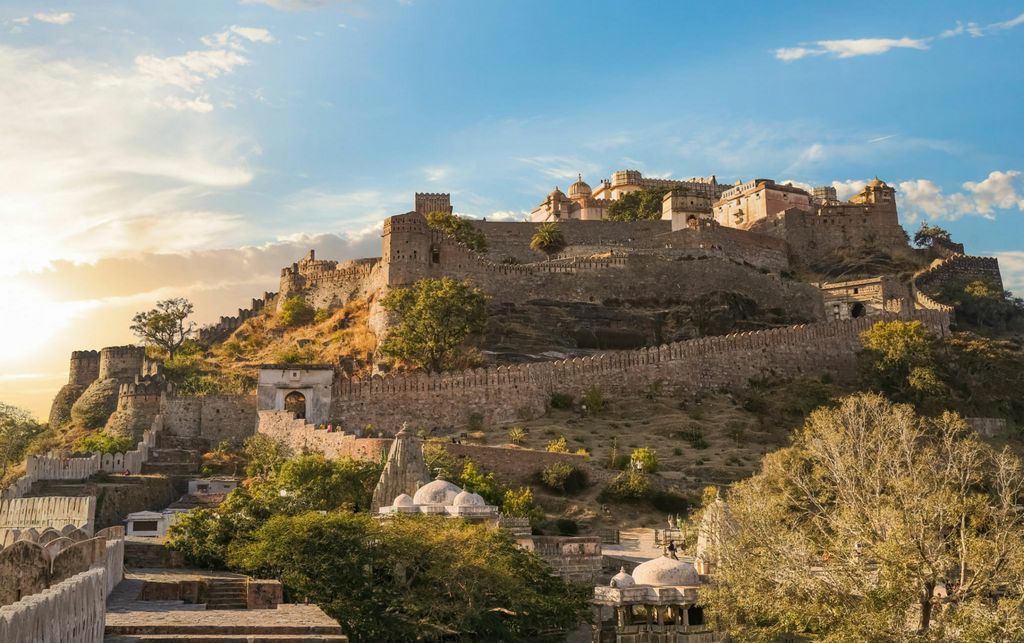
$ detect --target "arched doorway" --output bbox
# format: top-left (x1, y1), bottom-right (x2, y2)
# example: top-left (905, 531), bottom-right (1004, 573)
top-left (284, 391), bottom-right (306, 419)
top-left (850, 302), bottom-right (866, 319)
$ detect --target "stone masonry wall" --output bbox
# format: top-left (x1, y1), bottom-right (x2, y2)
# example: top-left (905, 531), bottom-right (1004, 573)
top-left (914, 254), bottom-right (1004, 296)
top-left (162, 395), bottom-right (257, 445)
top-left (328, 309), bottom-right (950, 433)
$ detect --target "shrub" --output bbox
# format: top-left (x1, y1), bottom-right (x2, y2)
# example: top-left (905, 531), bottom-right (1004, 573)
top-left (425, 211), bottom-right (488, 253)
top-left (549, 392), bottom-right (574, 410)
top-left (76, 432), bottom-right (136, 455)
top-left (581, 386), bottom-right (605, 416)
top-left (279, 296), bottom-right (316, 327)
top-left (599, 470), bottom-right (650, 502)
top-left (313, 308), bottom-right (331, 324)
top-left (275, 345), bottom-right (315, 364)
top-left (530, 222), bottom-right (566, 255)
top-left (508, 426), bottom-right (526, 445)
top-left (683, 428), bottom-right (709, 450)
top-left (501, 486), bottom-right (545, 525)
top-left (539, 461), bottom-right (589, 494)
top-left (630, 447), bottom-right (658, 473)
top-left (545, 436), bottom-right (569, 453)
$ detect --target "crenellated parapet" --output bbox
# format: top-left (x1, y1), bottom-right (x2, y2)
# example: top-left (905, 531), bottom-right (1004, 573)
top-left (98, 345), bottom-right (146, 381)
top-left (911, 253), bottom-right (1003, 315)
top-left (197, 291), bottom-right (278, 344)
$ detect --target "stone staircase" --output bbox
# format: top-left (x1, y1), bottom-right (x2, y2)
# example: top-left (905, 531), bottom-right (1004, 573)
top-left (141, 434), bottom-right (201, 478)
top-left (205, 578), bottom-right (248, 610)
top-left (124, 538), bottom-right (185, 568)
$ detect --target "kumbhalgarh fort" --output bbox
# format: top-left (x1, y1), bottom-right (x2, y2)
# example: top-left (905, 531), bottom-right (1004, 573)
top-left (1, 166), bottom-right (1020, 642)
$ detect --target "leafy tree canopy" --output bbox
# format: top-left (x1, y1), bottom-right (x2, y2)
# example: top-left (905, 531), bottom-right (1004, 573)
top-left (0, 402), bottom-right (43, 481)
top-left (380, 277), bottom-right (488, 372)
top-left (530, 222), bottom-right (566, 255)
top-left (705, 393), bottom-right (1024, 641)
top-left (229, 512), bottom-right (589, 642)
top-left (279, 296), bottom-right (316, 328)
top-left (859, 319), bottom-right (944, 403)
top-left (425, 211), bottom-right (488, 254)
top-left (939, 279), bottom-right (1024, 331)
top-left (913, 221), bottom-right (953, 248)
top-left (605, 187), bottom-right (668, 221)
top-left (130, 297), bottom-right (196, 359)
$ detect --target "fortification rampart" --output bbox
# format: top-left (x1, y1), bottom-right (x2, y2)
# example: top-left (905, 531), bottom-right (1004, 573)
top-left (914, 254), bottom-right (1003, 297)
top-left (0, 497), bottom-right (96, 535)
top-left (98, 346), bottom-right (146, 381)
top-left (69, 351), bottom-right (100, 387)
top-left (751, 205), bottom-right (908, 262)
top-left (197, 291), bottom-right (278, 344)
top-left (161, 394), bottom-right (257, 445)
top-left (0, 528), bottom-right (124, 640)
top-left (2, 415), bottom-right (163, 501)
top-left (326, 309), bottom-right (949, 432)
top-left (470, 219), bottom-right (673, 264)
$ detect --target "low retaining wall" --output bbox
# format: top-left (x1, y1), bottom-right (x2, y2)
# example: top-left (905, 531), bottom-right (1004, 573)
top-left (530, 536), bottom-right (603, 584)
top-left (0, 566), bottom-right (107, 643)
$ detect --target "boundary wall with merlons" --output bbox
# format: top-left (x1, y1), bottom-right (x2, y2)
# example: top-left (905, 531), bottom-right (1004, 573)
top-left (0, 497), bottom-right (96, 535)
top-left (329, 309), bottom-right (950, 432)
top-left (0, 530), bottom-right (123, 643)
top-left (1, 415), bottom-right (162, 500)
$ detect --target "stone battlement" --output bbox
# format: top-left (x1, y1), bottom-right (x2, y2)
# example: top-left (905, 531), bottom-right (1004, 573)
top-left (198, 291), bottom-right (277, 344)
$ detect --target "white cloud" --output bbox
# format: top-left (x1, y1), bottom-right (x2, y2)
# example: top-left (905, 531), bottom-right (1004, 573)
top-left (203, 25), bottom-right (277, 49)
top-left (776, 37), bottom-right (928, 61)
top-left (897, 171), bottom-right (1024, 221)
top-left (423, 166), bottom-right (450, 183)
top-left (991, 12), bottom-right (1024, 31)
top-left (941, 21), bottom-right (983, 38)
top-left (240, 0), bottom-right (343, 9)
top-left (33, 12), bottom-right (74, 25)
top-left (484, 210), bottom-right (527, 222)
top-left (992, 251), bottom-right (1024, 295)
top-left (12, 17), bottom-right (31, 25)
top-left (0, 40), bottom-right (263, 277)
top-left (831, 179), bottom-right (867, 201)
top-left (135, 49), bottom-right (249, 92)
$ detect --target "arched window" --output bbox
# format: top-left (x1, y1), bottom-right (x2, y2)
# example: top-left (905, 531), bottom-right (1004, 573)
top-left (851, 302), bottom-right (866, 318)
top-left (284, 391), bottom-right (306, 419)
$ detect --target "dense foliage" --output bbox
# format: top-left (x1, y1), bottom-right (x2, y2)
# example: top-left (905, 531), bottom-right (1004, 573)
top-left (940, 279), bottom-right (1024, 331)
top-left (230, 512), bottom-right (588, 642)
top-left (912, 221), bottom-right (953, 248)
top-left (704, 393), bottom-right (1024, 641)
top-left (605, 187), bottom-right (668, 221)
top-left (0, 402), bottom-right (43, 481)
top-left (425, 210), bottom-right (488, 254)
top-left (529, 222), bottom-right (566, 255)
top-left (380, 277), bottom-right (488, 372)
top-left (279, 296), bottom-right (316, 327)
top-left (76, 432), bottom-right (136, 455)
top-left (130, 297), bottom-right (196, 359)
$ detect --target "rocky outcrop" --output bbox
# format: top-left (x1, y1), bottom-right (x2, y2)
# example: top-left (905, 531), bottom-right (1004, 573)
top-left (69, 379), bottom-right (120, 429)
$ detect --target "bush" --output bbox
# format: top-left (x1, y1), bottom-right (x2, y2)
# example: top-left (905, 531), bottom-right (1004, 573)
top-left (539, 461), bottom-right (589, 494)
top-left (76, 432), bottom-right (136, 455)
top-left (276, 345), bottom-right (315, 364)
top-left (599, 470), bottom-right (651, 502)
top-left (425, 211), bottom-right (488, 253)
top-left (279, 296), bottom-right (316, 327)
top-left (313, 308), bottom-right (331, 324)
top-left (549, 392), bottom-right (574, 410)
top-left (545, 436), bottom-right (569, 453)
top-left (682, 428), bottom-right (709, 450)
top-left (630, 447), bottom-right (657, 473)
top-left (501, 486), bottom-right (545, 525)
top-left (581, 386), bottom-right (605, 416)
top-left (507, 426), bottom-right (526, 445)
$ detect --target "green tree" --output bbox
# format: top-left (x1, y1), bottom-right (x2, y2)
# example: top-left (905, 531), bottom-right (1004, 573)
top-left (243, 433), bottom-right (292, 480)
top-left (913, 221), bottom-right (953, 248)
top-left (500, 486), bottom-right (544, 524)
top-left (380, 277), bottom-right (488, 372)
top-left (130, 297), bottom-right (196, 359)
top-left (425, 210), bottom-right (488, 254)
top-left (940, 279), bottom-right (1020, 330)
top-left (539, 461), bottom-right (588, 494)
top-left (860, 319), bottom-right (944, 403)
top-left (606, 187), bottom-right (668, 221)
top-left (529, 222), bottom-right (566, 256)
top-left (76, 432), bottom-right (135, 455)
top-left (277, 454), bottom-right (381, 513)
top-left (229, 512), bottom-right (587, 642)
top-left (457, 459), bottom-right (505, 506)
top-left (705, 393), bottom-right (1024, 641)
top-left (0, 403), bottom-right (43, 481)
top-left (279, 296), bottom-right (316, 327)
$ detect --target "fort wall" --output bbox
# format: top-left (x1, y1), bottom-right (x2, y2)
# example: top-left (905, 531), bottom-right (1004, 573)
top-left (751, 205), bottom-right (908, 262)
top-left (98, 346), bottom-right (146, 381)
top-left (197, 292), bottom-right (277, 344)
top-left (0, 497), bottom-right (96, 534)
top-left (326, 309), bottom-right (950, 433)
top-left (914, 254), bottom-right (1003, 296)
top-left (161, 395), bottom-right (257, 445)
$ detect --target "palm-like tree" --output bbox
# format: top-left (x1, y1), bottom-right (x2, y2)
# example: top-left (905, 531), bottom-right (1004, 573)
top-left (530, 222), bottom-right (566, 256)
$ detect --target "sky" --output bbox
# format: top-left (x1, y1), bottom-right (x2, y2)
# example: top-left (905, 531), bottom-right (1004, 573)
top-left (1, 0), bottom-right (1023, 418)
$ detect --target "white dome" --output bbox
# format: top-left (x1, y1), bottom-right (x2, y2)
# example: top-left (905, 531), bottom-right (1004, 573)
top-left (631, 556), bottom-right (699, 587)
top-left (610, 567), bottom-right (635, 588)
top-left (567, 175), bottom-right (592, 199)
top-left (392, 493), bottom-right (414, 508)
top-left (453, 490), bottom-right (485, 507)
top-left (412, 479), bottom-right (463, 506)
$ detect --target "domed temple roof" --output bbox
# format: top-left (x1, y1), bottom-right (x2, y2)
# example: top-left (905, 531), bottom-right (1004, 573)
top-left (631, 555), bottom-right (699, 587)
top-left (610, 567), bottom-right (635, 588)
top-left (412, 479), bottom-right (463, 506)
top-left (567, 174), bottom-right (592, 199)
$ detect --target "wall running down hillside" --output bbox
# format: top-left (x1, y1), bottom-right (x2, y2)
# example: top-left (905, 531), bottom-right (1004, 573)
top-left (328, 309), bottom-right (950, 432)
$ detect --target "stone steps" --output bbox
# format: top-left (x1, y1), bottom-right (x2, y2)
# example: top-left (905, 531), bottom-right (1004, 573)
top-left (124, 539), bottom-right (185, 568)
top-left (205, 579), bottom-right (248, 610)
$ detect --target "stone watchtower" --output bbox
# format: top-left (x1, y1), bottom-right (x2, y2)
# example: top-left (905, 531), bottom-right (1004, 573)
top-left (382, 212), bottom-right (434, 287)
top-left (370, 424), bottom-right (432, 511)
top-left (98, 345), bottom-right (146, 380)
top-left (414, 193), bottom-right (452, 217)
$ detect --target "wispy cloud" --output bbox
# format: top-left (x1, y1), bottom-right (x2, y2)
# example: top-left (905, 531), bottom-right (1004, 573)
top-left (775, 9), bottom-right (1024, 61)
top-left (32, 12), bottom-right (75, 25)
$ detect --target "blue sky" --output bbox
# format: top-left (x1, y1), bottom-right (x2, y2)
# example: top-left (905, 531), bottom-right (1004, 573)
top-left (1, 0), bottom-right (1023, 416)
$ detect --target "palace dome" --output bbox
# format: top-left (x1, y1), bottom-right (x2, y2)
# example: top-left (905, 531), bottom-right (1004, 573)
top-left (868, 177), bottom-right (888, 189)
top-left (412, 479), bottom-right (463, 506)
top-left (610, 567), bottom-right (635, 588)
top-left (631, 555), bottom-right (699, 587)
top-left (453, 490), bottom-right (486, 507)
top-left (392, 493), bottom-right (414, 508)
top-left (567, 175), bottom-right (592, 199)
